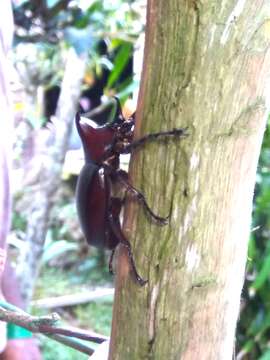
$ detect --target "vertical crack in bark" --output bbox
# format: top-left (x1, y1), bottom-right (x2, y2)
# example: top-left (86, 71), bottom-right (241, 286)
top-left (148, 283), bottom-right (160, 353)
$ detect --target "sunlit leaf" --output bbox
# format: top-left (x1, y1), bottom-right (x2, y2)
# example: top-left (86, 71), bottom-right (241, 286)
top-left (251, 251), bottom-right (270, 291)
top-left (42, 240), bottom-right (78, 264)
top-left (106, 42), bottom-right (133, 89)
top-left (259, 349), bottom-right (270, 360)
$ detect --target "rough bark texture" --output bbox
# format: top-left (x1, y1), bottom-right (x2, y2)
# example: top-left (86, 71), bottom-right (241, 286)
top-left (109, 1), bottom-right (270, 359)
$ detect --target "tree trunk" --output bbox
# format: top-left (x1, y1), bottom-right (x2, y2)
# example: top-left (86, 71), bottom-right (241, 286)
top-left (109, 1), bottom-right (270, 359)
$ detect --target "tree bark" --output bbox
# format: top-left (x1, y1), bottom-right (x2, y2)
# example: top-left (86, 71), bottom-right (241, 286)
top-left (109, 1), bottom-right (270, 359)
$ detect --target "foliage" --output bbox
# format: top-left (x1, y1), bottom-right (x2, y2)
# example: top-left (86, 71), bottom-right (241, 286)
top-left (74, 302), bottom-right (112, 336)
top-left (12, 0), bottom-right (142, 100)
top-left (33, 267), bottom-right (112, 360)
top-left (237, 118), bottom-right (270, 359)
top-left (10, 0), bottom-right (143, 357)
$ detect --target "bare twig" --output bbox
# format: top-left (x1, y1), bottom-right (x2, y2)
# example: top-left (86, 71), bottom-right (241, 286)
top-left (0, 304), bottom-right (106, 343)
top-left (0, 306), bottom-right (59, 330)
top-left (31, 288), bottom-right (114, 309)
top-left (46, 334), bottom-right (95, 356)
top-left (0, 307), bottom-right (94, 355)
top-left (0, 301), bottom-right (107, 355)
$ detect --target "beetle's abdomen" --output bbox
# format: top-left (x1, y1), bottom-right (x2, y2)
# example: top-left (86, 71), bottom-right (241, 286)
top-left (76, 163), bottom-right (109, 249)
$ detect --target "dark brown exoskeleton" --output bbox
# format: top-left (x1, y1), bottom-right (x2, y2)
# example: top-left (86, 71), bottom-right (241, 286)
top-left (75, 98), bottom-right (187, 286)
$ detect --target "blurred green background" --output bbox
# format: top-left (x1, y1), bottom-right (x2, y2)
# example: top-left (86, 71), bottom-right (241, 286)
top-left (8, 1), bottom-right (270, 359)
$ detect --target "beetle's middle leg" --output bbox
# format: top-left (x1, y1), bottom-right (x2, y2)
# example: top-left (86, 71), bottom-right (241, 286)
top-left (113, 169), bottom-right (169, 225)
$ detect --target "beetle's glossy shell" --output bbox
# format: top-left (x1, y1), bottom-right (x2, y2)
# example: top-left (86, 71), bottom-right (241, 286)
top-left (76, 163), bottom-right (107, 248)
top-left (75, 111), bottom-right (123, 250)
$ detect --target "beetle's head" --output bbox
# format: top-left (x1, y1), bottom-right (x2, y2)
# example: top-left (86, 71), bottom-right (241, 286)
top-left (75, 113), bottom-right (116, 163)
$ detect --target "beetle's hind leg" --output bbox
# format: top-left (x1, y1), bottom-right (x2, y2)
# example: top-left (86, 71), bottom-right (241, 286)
top-left (108, 201), bottom-right (147, 286)
top-left (108, 249), bottom-right (116, 275)
top-left (107, 197), bottom-right (122, 276)
top-left (109, 218), bottom-right (147, 286)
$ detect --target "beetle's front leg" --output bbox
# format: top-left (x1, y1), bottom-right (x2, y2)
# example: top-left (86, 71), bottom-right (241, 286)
top-left (120, 127), bottom-right (188, 154)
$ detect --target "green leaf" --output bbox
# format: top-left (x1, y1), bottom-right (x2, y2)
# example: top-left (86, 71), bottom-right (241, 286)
top-left (259, 349), bottom-right (270, 360)
top-left (239, 339), bottom-right (256, 355)
top-left (251, 249), bottom-right (270, 290)
top-left (42, 240), bottom-right (77, 264)
top-left (106, 42), bottom-right (133, 89)
top-left (248, 234), bottom-right (257, 263)
top-left (74, 1), bottom-right (104, 29)
top-left (115, 79), bottom-right (139, 99)
top-left (248, 311), bottom-right (270, 337)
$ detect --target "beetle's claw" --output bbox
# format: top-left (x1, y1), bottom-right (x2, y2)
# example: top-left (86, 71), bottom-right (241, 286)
top-left (134, 272), bottom-right (148, 286)
top-left (136, 275), bottom-right (148, 287)
top-left (152, 213), bottom-right (170, 226)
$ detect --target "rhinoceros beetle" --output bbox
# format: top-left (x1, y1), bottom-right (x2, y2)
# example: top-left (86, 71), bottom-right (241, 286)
top-left (75, 98), bottom-right (187, 286)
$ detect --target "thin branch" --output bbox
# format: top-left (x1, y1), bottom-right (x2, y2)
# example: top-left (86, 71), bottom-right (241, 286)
top-left (0, 306), bottom-right (59, 330)
top-left (0, 301), bottom-right (109, 356)
top-left (46, 334), bottom-right (95, 356)
top-left (31, 288), bottom-right (114, 309)
top-left (0, 304), bottom-right (106, 343)
top-left (0, 306), bottom-right (95, 355)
